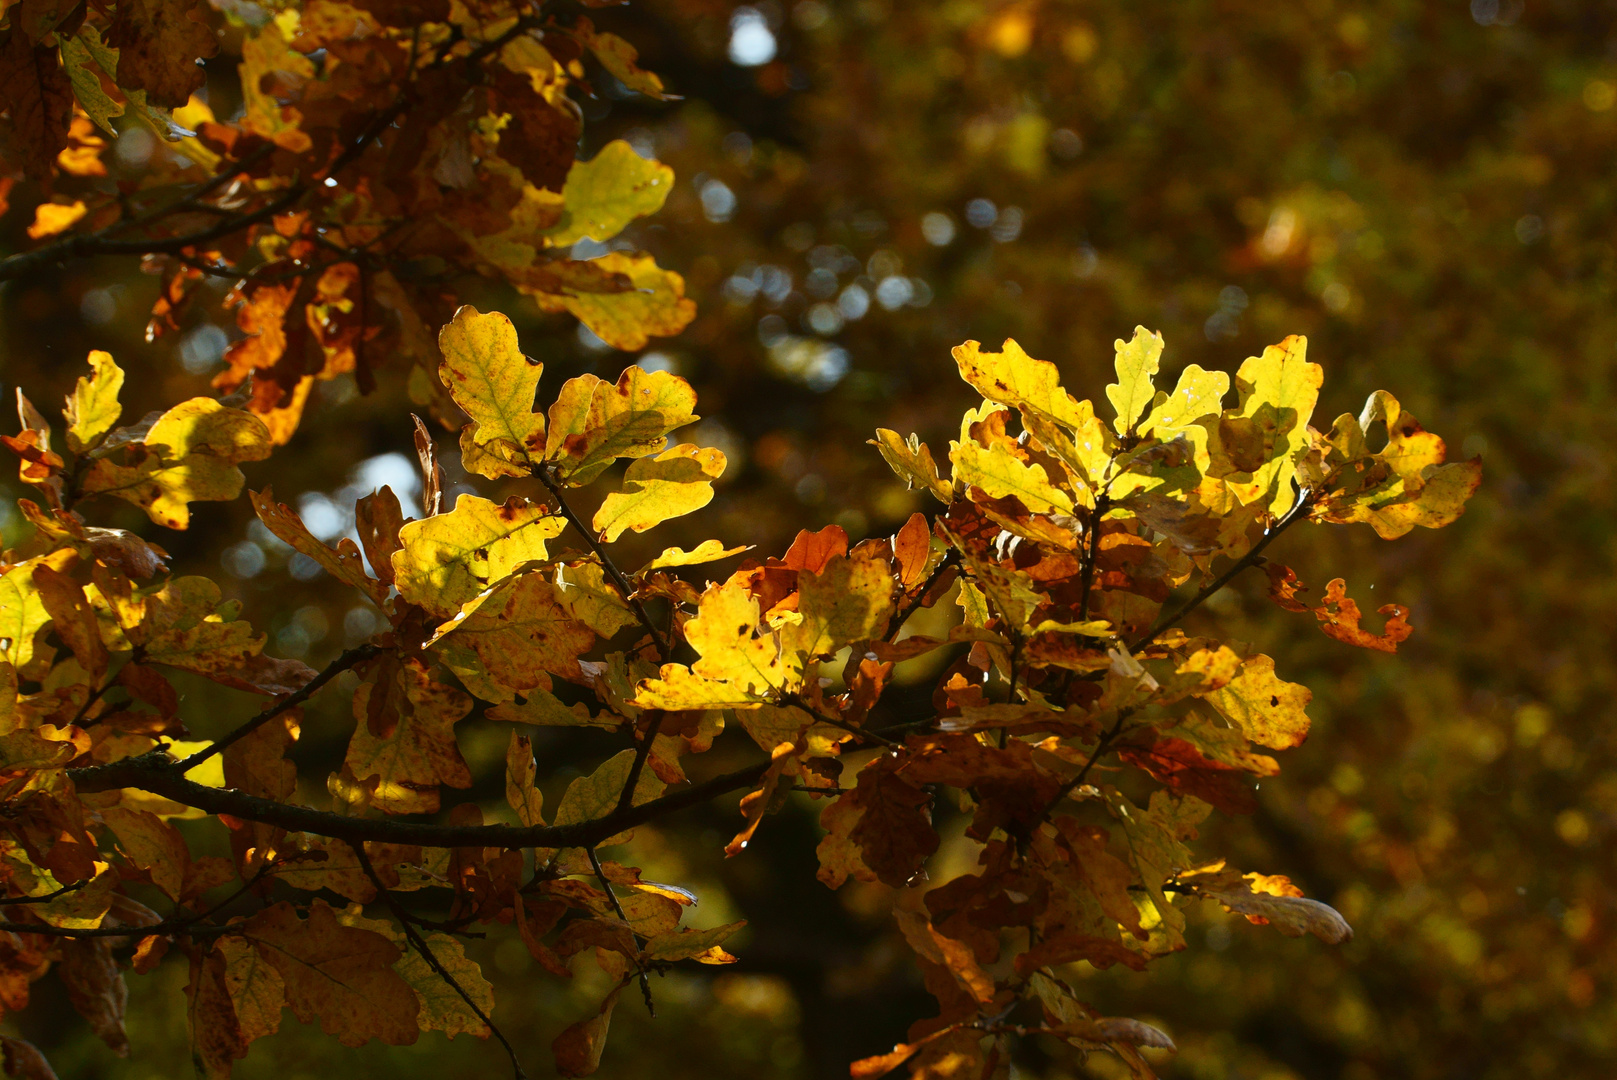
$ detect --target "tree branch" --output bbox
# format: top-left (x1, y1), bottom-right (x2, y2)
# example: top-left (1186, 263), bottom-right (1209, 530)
top-left (350, 842), bottom-right (527, 1079)
top-left (69, 752), bottom-right (773, 850)
top-left (1127, 489), bottom-right (1315, 654)
top-left (173, 643), bottom-right (381, 774)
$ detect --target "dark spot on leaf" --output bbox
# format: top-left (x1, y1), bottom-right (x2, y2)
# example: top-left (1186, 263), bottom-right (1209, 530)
top-left (1270, 695), bottom-right (1280, 707)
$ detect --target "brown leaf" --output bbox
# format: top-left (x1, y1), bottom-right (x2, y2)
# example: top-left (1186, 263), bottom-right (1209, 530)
top-left (31, 565), bottom-right (108, 682)
top-left (355, 485), bottom-right (405, 587)
top-left (106, 0), bottom-right (218, 107)
top-left (0, 1037), bottom-right (58, 1080)
top-left (844, 758), bottom-right (938, 888)
top-left (0, 31), bottom-right (73, 183)
top-left (239, 900), bottom-right (420, 1047)
top-left (1261, 562), bottom-right (1311, 612)
top-left (1118, 737), bottom-right (1258, 815)
top-left (58, 938), bottom-right (128, 1055)
top-left (1311, 578), bottom-right (1412, 653)
top-left (552, 976), bottom-right (629, 1077)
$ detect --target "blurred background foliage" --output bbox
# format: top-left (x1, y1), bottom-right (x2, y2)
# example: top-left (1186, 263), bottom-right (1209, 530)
top-left (3, 0), bottom-right (1614, 1077)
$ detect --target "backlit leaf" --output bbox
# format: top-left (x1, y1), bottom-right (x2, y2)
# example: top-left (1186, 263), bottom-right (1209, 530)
top-left (592, 444), bottom-right (725, 542)
top-left (546, 140), bottom-right (674, 247)
top-left (392, 495), bottom-right (566, 617)
top-left (438, 306), bottom-right (546, 478)
top-left (1106, 326), bottom-right (1164, 436)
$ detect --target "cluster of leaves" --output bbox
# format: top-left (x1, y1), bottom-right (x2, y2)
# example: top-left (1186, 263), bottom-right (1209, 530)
top-left (0, 303), bottom-right (1474, 1076)
top-left (0, 0), bottom-right (691, 442)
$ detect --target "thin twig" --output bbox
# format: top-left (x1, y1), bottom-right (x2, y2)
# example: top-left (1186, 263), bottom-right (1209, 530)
top-left (536, 466), bottom-right (671, 662)
top-left (350, 842), bottom-right (527, 1079)
top-left (782, 693), bottom-right (902, 750)
top-left (888, 548), bottom-right (960, 642)
top-left (173, 643), bottom-right (380, 773)
top-left (535, 464), bottom-right (673, 816)
top-left (1127, 489), bottom-right (1315, 654)
top-left (586, 846), bottom-right (654, 1017)
top-left (0, 880), bottom-right (87, 905)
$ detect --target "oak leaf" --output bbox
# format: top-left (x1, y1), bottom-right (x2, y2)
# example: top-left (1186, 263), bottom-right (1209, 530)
top-left (392, 495), bottom-right (566, 617)
top-left (238, 900), bottom-right (419, 1046)
top-left (438, 305), bottom-right (546, 477)
top-left (80, 398), bottom-right (273, 529)
top-left (592, 444), bottom-right (725, 542)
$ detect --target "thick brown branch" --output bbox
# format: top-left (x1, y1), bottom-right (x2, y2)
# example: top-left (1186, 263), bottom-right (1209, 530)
top-left (69, 752), bottom-right (771, 850)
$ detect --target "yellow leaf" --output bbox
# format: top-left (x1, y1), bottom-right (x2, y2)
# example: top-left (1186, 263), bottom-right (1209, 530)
top-left (869, 429), bottom-right (953, 502)
top-left (240, 21), bottom-right (313, 152)
top-left (80, 398), bottom-right (273, 529)
top-left (534, 251), bottom-right (696, 352)
top-left (0, 556), bottom-right (58, 672)
top-left (1310, 390), bottom-right (1482, 539)
top-left (1226, 334), bottom-right (1322, 514)
top-left (1138, 363), bottom-right (1228, 470)
top-left (505, 732), bottom-right (544, 828)
top-left (949, 439), bottom-right (1075, 515)
top-left (392, 495), bottom-right (566, 617)
top-left (345, 661), bottom-right (472, 815)
top-left (592, 443), bottom-right (725, 542)
top-left (952, 338), bottom-right (1094, 430)
top-left (1106, 325), bottom-right (1164, 435)
top-left (27, 201), bottom-right (87, 239)
top-left (546, 140), bottom-right (675, 247)
top-left (638, 539), bottom-right (752, 571)
top-left (437, 306), bottom-right (546, 478)
top-left (553, 748), bottom-right (666, 831)
top-left (635, 580), bottom-right (802, 710)
top-left (554, 560), bottom-right (639, 638)
top-left (432, 573), bottom-right (595, 692)
top-left (781, 547), bottom-right (895, 661)
top-left (544, 364), bottom-right (700, 485)
top-left (1200, 651), bottom-right (1312, 750)
top-left (64, 350), bottom-right (124, 454)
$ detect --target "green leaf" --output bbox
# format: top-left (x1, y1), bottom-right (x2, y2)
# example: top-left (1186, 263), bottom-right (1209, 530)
top-left (592, 444), bottom-right (725, 542)
top-left (546, 140), bottom-right (675, 247)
